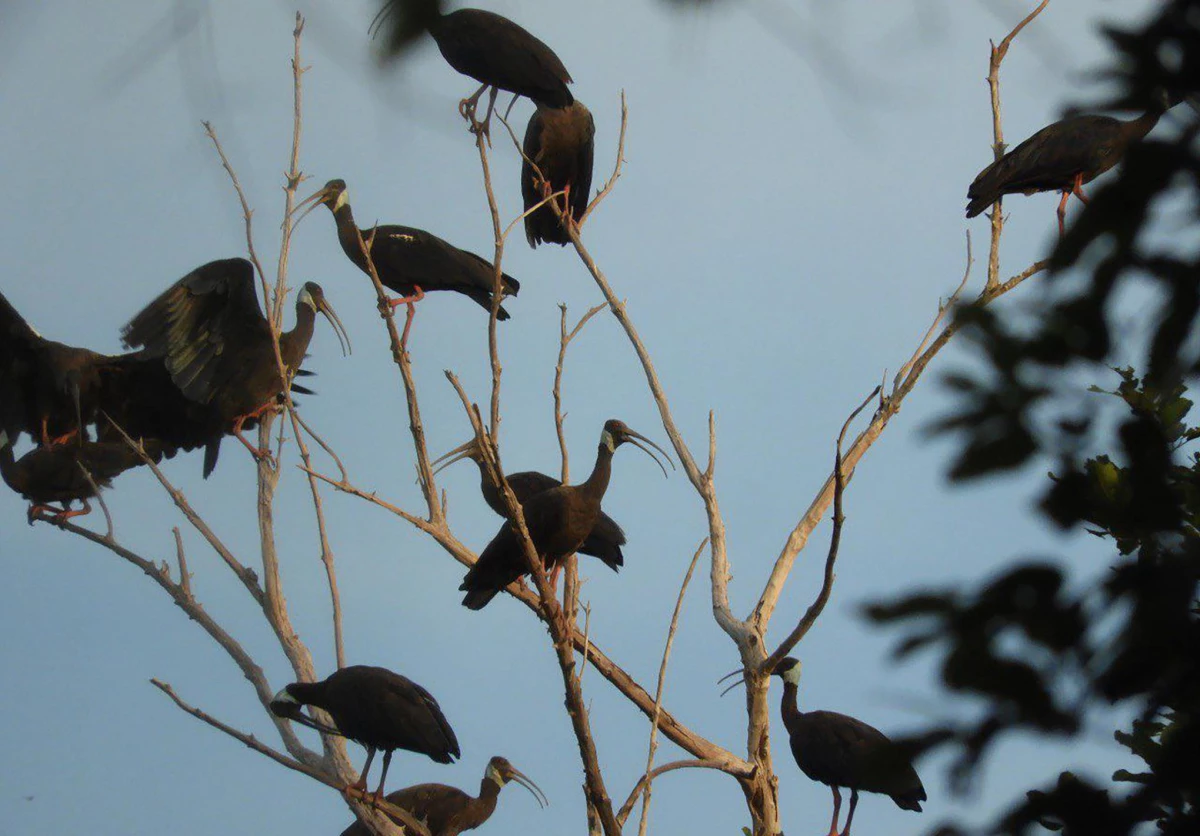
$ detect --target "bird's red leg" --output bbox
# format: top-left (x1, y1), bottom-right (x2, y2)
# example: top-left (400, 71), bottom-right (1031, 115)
top-left (231, 402), bottom-right (279, 462)
top-left (1071, 172), bottom-right (1090, 205)
top-left (53, 499), bottom-right (92, 523)
top-left (344, 748), bottom-right (376, 799)
top-left (40, 415), bottom-right (80, 448)
top-left (827, 786), bottom-right (842, 836)
top-left (371, 750), bottom-right (393, 806)
top-left (1056, 189), bottom-right (1070, 238)
top-left (459, 82), bottom-right (488, 121)
top-left (27, 503), bottom-right (64, 525)
top-left (839, 788), bottom-right (859, 836)
top-left (388, 286), bottom-right (425, 349)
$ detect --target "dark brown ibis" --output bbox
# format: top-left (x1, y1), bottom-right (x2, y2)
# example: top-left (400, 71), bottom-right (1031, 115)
top-left (372, 4), bottom-right (572, 128)
top-left (521, 101), bottom-right (595, 247)
top-left (432, 435), bottom-right (625, 570)
top-left (0, 429), bottom-right (164, 523)
top-left (338, 756), bottom-right (547, 836)
top-left (1, 288), bottom-right (126, 448)
top-left (121, 258), bottom-right (350, 465)
top-left (727, 657), bottom-right (925, 836)
top-left (297, 179), bottom-right (519, 343)
top-left (966, 91), bottom-right (1175, 236)
top-left (0, 289), bottom-right (234, 474)
top-left (459, 419), bottom-right (670, 610)
top-left (271, 665), bottom-right (460, 804)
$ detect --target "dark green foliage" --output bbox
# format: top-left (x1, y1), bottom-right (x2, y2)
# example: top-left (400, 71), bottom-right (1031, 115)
top-left (870, 4), bottom-right (1200, 833)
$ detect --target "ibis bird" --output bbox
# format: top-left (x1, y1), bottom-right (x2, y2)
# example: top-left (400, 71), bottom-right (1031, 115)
top-left (298, 179), bottom-right (519, 340)
top-left (966, 91), bottom-right (1175, 236)
top-left (521, 101), bottom-right (595, 247)
top-left (372, 4), bottom-right (573, 127)
top-left (338, 756), bottom-right (547, 836)
top-left (729, 657), bottom-right (925, 836)
top-left (0, 429), bottom-right (163, 523)
top-left (121, 258), bottom-right (349, 466)
top-left (271, 665), bottom-right (460, 803)
top-left (432, 435), bottom-right (626, 570)
top-left (1, 288), bottom-right (129, 448)
top-left (459, 419), bottom-right (670, 610)
top-left (0, 289), bottom-right (234, 472)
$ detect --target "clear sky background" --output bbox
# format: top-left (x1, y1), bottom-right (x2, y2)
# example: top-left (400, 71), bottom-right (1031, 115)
top-left (0, 1), bottom-right (1169, 834)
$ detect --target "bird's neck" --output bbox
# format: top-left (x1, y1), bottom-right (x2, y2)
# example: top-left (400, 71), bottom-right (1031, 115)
top-left (780, 681), bottom-right (802, 726)
top-left (477, 776), bottom-right (502, 812)
top-left (581, 442), bottom-right (615, 500)
top-left (280, 303), bottom-right (317, 375)
top-left (1123, 106), bottom-right (1166, 144)
top-left (331, 204), bottom-right (370, 272)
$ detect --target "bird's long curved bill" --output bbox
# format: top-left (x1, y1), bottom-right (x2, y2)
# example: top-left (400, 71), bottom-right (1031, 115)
top-left (623, 427), bottom-right (675, 478)
top-left (275, 705), bottom-right (343, 738)
top-left (317, 298), bottom-right (353, 357)
top-left (430, 438), bottom-right (481, 476)
top-left (508, 765), bottom-right (550, 809)
top-left (292, 185), bottom-right (333, 228)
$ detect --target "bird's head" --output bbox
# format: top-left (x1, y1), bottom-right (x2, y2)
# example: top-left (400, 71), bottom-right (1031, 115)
top-left (772, 657), bottom-right (802, 686)
top-left (269, 685), bottom-right (303, 720)
top-left (485, 756), bottom-right (549, 808)
top-left (295, 179), bottom-right (350, 227)
top-left (297, 282), bottom-right (352, 357)
top-left (431, 436), bottom-right (486, 476)
top-left (600, 419), bottom-right (674, 477)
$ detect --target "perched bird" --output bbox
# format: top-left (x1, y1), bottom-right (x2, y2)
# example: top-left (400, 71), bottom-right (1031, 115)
top-left (966, 91), bottom-right (1175, 236)
top-left (432, 435), bottom-right (626, 570)
top-left (459, 419), bottom-right (670, 610)
top-left (0, 289), bottom-right (233, 471)
top-left (372, 4), bottom-right (573, 125)
top-left (271, 665), bottom-right (460, 803)
top-left (297, 179), bottom-right (519, 341)
top-left (521, 101), bottom-right (595, 247)
top-left (121, 258), bottom-right (349, 467)
top-left (730, 657), bottom-right (925, 836)
top-left (0, 429), bottom-right (163, 523)
top-left (1, 288), bottom-right (130, 447)
top-left (338, 756), bottom-right (547, 836)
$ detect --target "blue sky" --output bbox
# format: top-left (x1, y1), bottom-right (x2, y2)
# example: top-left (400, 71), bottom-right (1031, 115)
top-left (0, 1), bottom-right (1167, 834)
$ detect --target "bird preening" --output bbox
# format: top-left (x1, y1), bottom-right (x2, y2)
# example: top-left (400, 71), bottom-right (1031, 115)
top-left (271, 666), bottom-right (460, 805)
top-left (338, 755), bottom-right (547, 836)
top-left (722, 657), bottom-right (925, 836)
top-left (966, 90), bottom-right (1178, 236)
top-left (457, 419), bottom-right (671, 610)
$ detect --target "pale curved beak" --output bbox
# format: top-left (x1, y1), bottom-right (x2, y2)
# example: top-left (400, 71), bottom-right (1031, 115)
top-left (718, 667), bottom-right (748, 698)
top-left (620, 425), bottom-right (674, 478)
top-left (507, 764), bottom-right (549, 808)
top-left (431, 438), bottom-right (482, 477)
top-left (317, 297), bottom-right (352, 357)
top-left (293, 185), bottom-right (334, 227)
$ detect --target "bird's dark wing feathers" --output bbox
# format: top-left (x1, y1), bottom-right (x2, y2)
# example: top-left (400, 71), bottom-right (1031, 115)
top-left (0, 290), bottom-right (45, 434)
top-left (792, 711), bottom-right (924, 805)
top-left (438, 10), bottom-right (571, 102)
top-left (122, 258), bottom-right (266, 404)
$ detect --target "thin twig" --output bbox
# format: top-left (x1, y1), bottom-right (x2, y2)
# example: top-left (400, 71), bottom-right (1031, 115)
top-left (616, 760), bottom-right (729, 826)
top-left (173, 527), bottom-right (191, 599)
top-left (894, 232), bottom-right (974, 391)
top-left (582, 91), bottom-right (629, 225)
top-left (761, 391), bottom-right (872, 671)
top-left (637, 539), bottom-right (705, 836)
top-left (75, 461), bottom-right (114, 541)
top-left (985, 0), bottom-right (1050, 288)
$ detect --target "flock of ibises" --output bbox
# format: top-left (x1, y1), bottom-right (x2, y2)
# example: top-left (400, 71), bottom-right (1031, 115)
top-left (2, 4), bottom-right (1183, 834)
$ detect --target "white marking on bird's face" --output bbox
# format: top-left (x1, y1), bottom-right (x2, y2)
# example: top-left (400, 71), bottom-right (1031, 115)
top-left (272, 688), bottom-right (299, 705)
top-left (780, 662), bottom-right (801, 686)
top-left (486, 763), bottom-right (505, 785)
top-left (601, 431), bottom-right (615, 452)
top-left (333, 191), bottom-right (348, 211)
top-left (298, 287), bottom-right (316, 311)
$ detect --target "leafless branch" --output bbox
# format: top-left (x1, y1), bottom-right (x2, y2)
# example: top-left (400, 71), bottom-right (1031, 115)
top-left (895, 232), bottom-right (974, 390)
top-left (616, 760), bottom-right (730, 827)
top-left (761, 392), bottom-right (871, 671)
top-left (75, 461), bottom-right (115, 541)
top-left (985, 0), bottom-right (1050, 288)
top-left (582, 92), bottom-right (629, 225)
top-left (636, 539), bottom-right (705, 836)
top-left (173, 527), bottom-right (191, 599)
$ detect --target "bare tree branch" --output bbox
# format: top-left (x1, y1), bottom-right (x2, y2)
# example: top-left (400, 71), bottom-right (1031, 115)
top-left (636, 539), bottom-right (705, 836)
